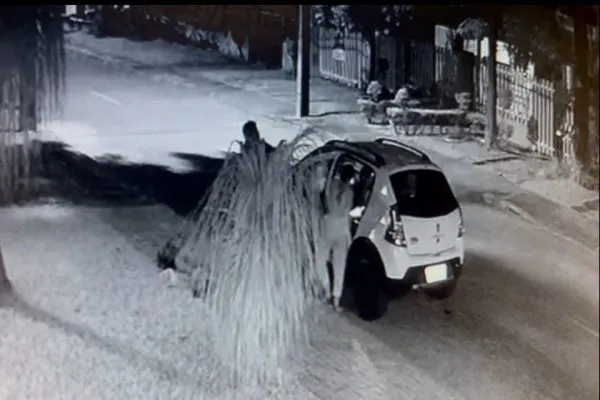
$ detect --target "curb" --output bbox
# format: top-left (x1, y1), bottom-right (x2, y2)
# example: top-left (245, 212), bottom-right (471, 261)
top-left (501, 192), bottom-right (599, 253)
top-left (496, 198), bottom-right (541, 226)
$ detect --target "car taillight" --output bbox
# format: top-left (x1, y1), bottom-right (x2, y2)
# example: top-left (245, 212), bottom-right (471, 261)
top-left (458, 208), bottom-right (465, 238)
top-left (384, 207), bottom-right (407, 247)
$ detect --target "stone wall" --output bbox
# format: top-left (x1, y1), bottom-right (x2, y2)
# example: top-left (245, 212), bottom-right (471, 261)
top-left (100, 5), bottom-right (298, 67)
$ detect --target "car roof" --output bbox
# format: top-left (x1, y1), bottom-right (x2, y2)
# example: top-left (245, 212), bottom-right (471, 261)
top-left (321, 138), bottom-right (433, 169)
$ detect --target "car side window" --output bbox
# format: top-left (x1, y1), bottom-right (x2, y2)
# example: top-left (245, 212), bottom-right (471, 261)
top-left (325, 155), bottom-right (376, 237)
top-left (354, 163), bottom-right (376, 208)
top-left (327, 155), bottom-right (376, 208)
top-left (326, 154), bottom-right (353, 199)
top-left (297, 149), bottom-right (338, 192)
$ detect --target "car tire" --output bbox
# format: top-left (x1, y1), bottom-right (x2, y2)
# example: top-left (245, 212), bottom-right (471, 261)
top-left (390, 280), bottom-right (412, 298)
top-left (422, 280), bottom-right (457, 301)
top-left (352, 258), bottom-right (388, 321)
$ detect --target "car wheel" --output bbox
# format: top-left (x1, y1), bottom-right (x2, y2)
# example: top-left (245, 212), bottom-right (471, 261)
top-left (389, 280), bottom-right (412, 298)
top-left (422, 280), bottom-right (457, 301)
top-left (352, 258), bottom-right (388, 321)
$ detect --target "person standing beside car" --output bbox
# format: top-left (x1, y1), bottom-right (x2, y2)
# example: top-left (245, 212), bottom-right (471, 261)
top-left (323, 163), bottom-right (356, 311)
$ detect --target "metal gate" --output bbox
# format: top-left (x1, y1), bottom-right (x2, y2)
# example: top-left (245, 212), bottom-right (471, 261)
top-left (317, 27), bottom-right (370, 88)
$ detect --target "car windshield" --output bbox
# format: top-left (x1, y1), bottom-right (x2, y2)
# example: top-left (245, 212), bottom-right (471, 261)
top-left (389, 169), bottom-right (458, 218)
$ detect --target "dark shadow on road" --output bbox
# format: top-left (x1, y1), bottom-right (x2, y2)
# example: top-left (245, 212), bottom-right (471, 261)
top-left (37, 141), bottom-right (224, 217)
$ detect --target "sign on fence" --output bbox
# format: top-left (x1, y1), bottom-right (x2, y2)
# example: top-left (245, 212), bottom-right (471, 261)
top-left (332, 48), bottom-right (346, 62)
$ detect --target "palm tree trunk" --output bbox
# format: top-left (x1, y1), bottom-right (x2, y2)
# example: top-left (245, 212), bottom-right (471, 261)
top-left (0, 6), bottom-right (66, 293)
top-left (573, 9), bottom-right (591, 176)
top-left (485, 18), bottom-right (498, 150)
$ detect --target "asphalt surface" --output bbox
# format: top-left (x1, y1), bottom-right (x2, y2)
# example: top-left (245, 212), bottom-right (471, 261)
top-left (1, 50), bottom-right (597, 400)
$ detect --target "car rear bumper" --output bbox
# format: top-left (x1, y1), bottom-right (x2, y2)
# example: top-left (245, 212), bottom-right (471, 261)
top-left (379, 238), bottom-right (465, 280)
top-left (386, 257), bottom-right (462, 294)
top-left (400, 257), bottom-right (462, 285)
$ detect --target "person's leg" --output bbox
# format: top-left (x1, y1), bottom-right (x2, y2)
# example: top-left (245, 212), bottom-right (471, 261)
top-left (311, 214), bottom-right (332, 301)
top-left (330, 239), bottom-right (347, 311)
top-left (314, 246), bottom-right (332, 302)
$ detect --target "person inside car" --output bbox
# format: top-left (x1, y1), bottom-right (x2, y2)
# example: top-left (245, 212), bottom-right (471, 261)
top-left (353, 166), bottom-right (375, 209)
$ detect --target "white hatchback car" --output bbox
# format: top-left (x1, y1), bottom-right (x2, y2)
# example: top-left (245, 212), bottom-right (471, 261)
top-left (298, 138), bottom-right (465, 321)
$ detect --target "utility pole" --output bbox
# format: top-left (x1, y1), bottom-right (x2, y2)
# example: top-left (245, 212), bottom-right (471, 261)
top-left (573, 7), bottom-right (591, 172)
top-left (485, 18), bottom-right (498, 150)
top-left (296, 5), bottom-right (311, 118)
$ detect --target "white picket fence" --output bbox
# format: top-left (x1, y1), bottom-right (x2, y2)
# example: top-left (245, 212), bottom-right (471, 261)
top-left (316, 27), bottom-right (370, 88)
top-left (314, 27), bottom-right (576, 160)
top-left (478, 62), bottom-right (575, 159)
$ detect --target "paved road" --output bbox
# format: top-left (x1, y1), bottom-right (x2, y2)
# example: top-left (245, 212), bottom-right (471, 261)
top-left (54, 50), bottom-right (293, 168)
top-left (2, 51), bottom-right (597, 400)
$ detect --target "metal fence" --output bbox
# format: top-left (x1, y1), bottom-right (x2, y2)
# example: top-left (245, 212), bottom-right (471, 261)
top-left (434, 47), bottom-right (454, 87)
top-left (407, 42), bottom-right (436, 88)
top-left (434, 44), bottom-right (575, 159)
top-left (316, 27), bottom-right (370, 88)
top-left (315, 28), bottom-right (576, 161)
top-left (379, 39), bottom-right (437, 90)
top-left (316, 28), bottom-right (439, 91)
top-left (477, 61), bottom-right (575, 159)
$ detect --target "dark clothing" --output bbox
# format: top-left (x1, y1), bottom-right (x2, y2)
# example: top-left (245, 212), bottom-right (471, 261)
top-left (240, 120), bottom-right (275, 156)
top-left (241, 139), bottom-right (276, 157)
top-left (242, 120), bottom-right (260, 142)
top-left (375, 86), bottom-right (393, 102)
top-left (263, 140), bottom-right (276, 155)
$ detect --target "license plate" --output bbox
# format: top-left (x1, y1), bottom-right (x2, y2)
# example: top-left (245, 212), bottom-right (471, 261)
top-left (424, 263), bottom-right (448, 283)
